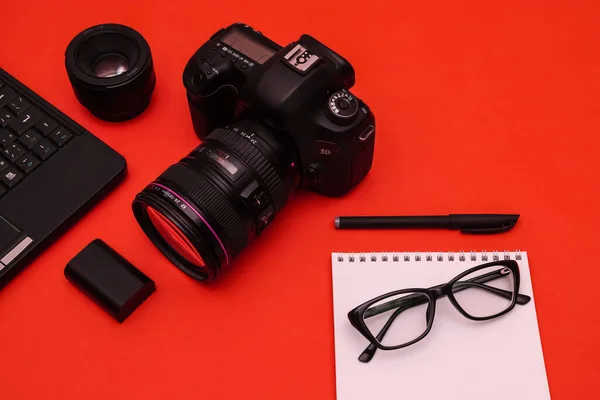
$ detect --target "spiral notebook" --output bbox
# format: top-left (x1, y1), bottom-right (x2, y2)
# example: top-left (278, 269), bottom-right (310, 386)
top-left (331, 251), bottom-right (550, 400)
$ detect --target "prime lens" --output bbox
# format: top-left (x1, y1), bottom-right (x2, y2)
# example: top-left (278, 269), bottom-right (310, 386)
top-left (65, 24), bottom-right (155, 122)
top-left (133, 120), bottom-right (300, 281)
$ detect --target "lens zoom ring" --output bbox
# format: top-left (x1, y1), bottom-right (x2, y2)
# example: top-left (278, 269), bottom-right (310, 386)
top-left (160, 163), bottom-right (248, 257)
top-left (208, 127), bottom-right (288, 211)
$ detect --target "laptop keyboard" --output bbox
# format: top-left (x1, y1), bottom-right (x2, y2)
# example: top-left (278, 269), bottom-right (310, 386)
top-left (0, 78), bottom-right (77, 197)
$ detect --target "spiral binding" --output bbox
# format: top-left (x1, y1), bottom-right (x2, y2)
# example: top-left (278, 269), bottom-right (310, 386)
top-left (335, 250), bottom-right (523, 263)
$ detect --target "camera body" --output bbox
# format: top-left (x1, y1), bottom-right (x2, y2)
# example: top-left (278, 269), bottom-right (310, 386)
top-left (182, 23), bottom-right (375, 197)
top-left (132, 24), bottom-right (377, 280)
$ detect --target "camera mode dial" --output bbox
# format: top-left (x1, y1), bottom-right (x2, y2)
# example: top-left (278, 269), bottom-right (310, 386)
top-left (327, 91), bottom-right (359, 125)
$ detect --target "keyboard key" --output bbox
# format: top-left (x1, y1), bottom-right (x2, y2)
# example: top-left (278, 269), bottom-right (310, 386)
top-left (0, 129), bottom-right (16, 146)
top-left (0, 80), bottom-right (4, 89)
top-left (0, 87), bottom-right (16, 109)
top-left (16, 153), bottom-right (41, 174)
top-left (36, 116), bottom-right (58, 136)
top-left (8, 107), bottom-right (41, 135)
top-left (0, 109), bottom-right (12, 128)
top-left (19, 130), bottom-right (42, 150)
top-left (49, 127), bottom-right (72, 147)
top-left (8, 96), bottom-right (31, 115)
top-left (2, 142), bottom-right (24, 162)
top-left (0, 156), bottom-right (9, 173)
top-left (0, 166), bottom-right (24, 188)
top-left (0, 184), bottom-right (6, 198)
top-left (33, 139), bottom-right (56, 160)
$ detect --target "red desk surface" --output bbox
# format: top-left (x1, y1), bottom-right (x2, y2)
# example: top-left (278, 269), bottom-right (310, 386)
top-left (1, 1), bottom-right (598, 398)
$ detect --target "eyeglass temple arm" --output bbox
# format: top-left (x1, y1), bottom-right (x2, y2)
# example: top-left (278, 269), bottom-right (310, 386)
top-left (364, 271), bottom-right (530, 319)
top-left (358, 271), bottom-right (532, 363)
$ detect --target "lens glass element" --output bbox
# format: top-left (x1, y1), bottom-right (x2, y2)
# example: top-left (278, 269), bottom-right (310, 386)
top-left (93, 53), bottom-right (130, 78)
top-left (146, 206), bottom-right (206, 269)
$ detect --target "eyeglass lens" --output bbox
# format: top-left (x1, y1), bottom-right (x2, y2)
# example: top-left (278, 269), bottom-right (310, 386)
top-left (451, 265), bottom-right (515, 318)
top-left (363, 292), bottom-right (431, 347)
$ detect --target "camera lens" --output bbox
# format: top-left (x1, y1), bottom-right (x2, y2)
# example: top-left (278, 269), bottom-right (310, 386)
top-left (65, 24), bottom-right (156, 122)
top-left (133, 120), bottom-right (300, 281)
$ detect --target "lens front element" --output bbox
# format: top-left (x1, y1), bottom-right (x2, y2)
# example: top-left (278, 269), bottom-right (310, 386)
top-left (147, 207), bottom-right (205, 269)
top-left (93, 53), bottom-right (130, 78)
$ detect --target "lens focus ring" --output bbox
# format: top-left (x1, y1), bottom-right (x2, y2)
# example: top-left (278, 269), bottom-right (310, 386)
top-left (160, 163), bottom-right (248, 258)
top-left (207, 127), bottom-right (288, 212)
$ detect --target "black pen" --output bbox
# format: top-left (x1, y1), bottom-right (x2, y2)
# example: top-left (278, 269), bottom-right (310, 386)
top-left (334, 214), bottom-right (520, 234)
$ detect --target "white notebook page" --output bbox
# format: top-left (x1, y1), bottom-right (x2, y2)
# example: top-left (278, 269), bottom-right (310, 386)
top-left (331, 251), bottom-right (550, 400)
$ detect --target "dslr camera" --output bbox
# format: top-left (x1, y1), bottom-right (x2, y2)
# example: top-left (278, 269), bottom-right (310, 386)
top-left (133, 23), bottom-right (376, 281)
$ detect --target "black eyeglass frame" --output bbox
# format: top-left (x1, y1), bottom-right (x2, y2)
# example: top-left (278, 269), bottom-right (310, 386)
top-left (347, 260), bottom-right (531, 358)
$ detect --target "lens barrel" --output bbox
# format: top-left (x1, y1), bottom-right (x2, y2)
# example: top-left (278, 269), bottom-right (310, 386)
top-left (133, 121), bottom-right (300, 281)
top-left (65, 23), bottom-right (155, 122)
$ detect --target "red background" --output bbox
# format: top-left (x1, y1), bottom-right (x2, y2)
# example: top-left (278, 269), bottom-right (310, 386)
top-left (1, 1), bottom-right (599, 398)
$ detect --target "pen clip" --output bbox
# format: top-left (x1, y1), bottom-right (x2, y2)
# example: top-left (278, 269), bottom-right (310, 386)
top-left (461, 225), bottom-right (515, 234)
top-left (453, 214), bottom-right (519, 234)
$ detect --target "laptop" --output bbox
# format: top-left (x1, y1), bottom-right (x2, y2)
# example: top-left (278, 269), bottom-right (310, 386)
top-left (0, 68), bottom-right (126, 289)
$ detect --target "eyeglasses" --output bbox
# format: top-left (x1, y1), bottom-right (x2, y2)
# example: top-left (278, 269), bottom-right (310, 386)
top-left (347, 260), bottom-right (531, 363)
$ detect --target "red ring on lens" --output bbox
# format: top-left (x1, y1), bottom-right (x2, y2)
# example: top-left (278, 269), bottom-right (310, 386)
top-left (146, 207), bottom-right (206, 269)
top-left (152, 183), bottom-right (229, 266)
